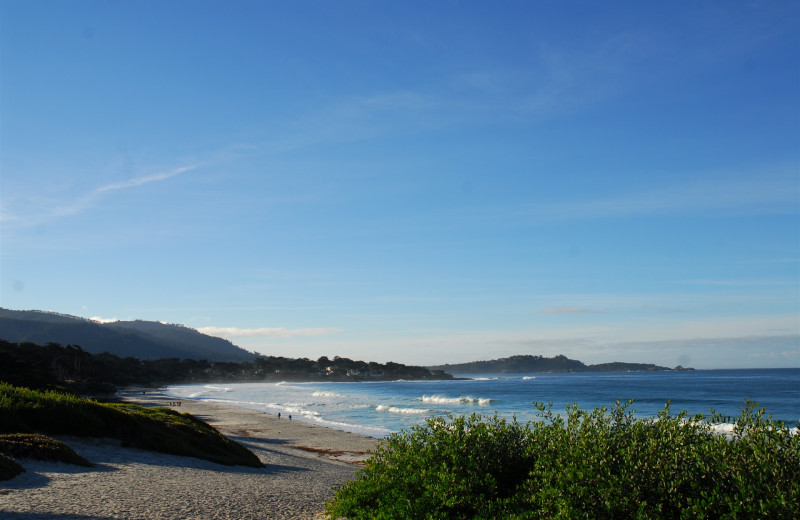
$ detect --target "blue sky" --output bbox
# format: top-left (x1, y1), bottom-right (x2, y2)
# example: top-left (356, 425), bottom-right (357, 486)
top-left (1, 1), bottom-right (798, 369)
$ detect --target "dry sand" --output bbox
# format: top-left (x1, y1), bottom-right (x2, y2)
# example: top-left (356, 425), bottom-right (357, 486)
top-left (0, 388), bottom-right (382, 519)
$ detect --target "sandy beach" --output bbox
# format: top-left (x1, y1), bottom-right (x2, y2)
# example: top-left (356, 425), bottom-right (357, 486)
top-left (0, 388), bottom-right (381, 519)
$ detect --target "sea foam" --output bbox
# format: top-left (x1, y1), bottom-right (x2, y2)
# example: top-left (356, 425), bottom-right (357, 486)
top-left (312, 391), bottom-right (344, 398)
top-left (421, 395), bottom-right (493, 405)
top-left (203, 385), bottom-right (232, 392)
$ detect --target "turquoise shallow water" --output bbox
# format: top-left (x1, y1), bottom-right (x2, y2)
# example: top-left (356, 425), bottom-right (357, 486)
top-left (167, 368), bottom-right (800, 438)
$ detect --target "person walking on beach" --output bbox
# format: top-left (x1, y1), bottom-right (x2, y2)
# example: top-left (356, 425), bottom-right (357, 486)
top-left (278, 412), bottom-right (281, 419)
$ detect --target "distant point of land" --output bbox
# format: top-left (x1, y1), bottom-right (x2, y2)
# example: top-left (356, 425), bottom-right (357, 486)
top-left (428, 354), bottom-right (693, 374)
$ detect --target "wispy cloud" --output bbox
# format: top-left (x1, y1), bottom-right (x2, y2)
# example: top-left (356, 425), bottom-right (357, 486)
top-left (273, 89), bottom-right (441, 153)
top-left (539, 170), bottom-right (798, 220)
top-left (452, 165), bottom-right (799, 226)
top-left (446, 29), bottom-right (661, 119)
top-left (53, 164), bottom-right (199, 219)
top-left (2, 164), bottom-right (199, 226)
top-left (641, 303), bottom-right (687, 314)
top-left (93, 165), bottom-right (195, 194)
top-left (679, 279), bottom-right (797, 287)
top-left (601, 335), bottom-right (800, 368)
top-left (198, 326), bottom-right (344, 339)
top-left (540, 306), bottom-right (603, 314)
top-left (361, 91), bottom-right (434, 111)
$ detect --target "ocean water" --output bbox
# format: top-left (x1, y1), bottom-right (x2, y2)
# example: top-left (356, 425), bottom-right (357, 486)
top-left (166, 368), bottom-right (800, 438)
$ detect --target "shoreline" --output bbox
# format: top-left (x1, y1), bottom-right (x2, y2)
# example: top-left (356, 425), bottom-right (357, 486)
top-left (0, 387), bottom-right (381, 519)
top-left (120, 386), bottom-right (382, 462)
top-left (160, 383), bottom-right (395, 439)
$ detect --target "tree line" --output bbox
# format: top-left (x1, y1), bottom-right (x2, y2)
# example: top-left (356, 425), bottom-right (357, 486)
top-left (0, 339), bottom-right (452, 394)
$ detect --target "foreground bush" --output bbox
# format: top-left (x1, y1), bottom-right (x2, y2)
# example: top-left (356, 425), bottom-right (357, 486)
top-left (326, 401), bottom-right (799, 519)
top-left (328, 414), bottom-right (534, 519)
top-left (0, 382), bottom-right (262, 470)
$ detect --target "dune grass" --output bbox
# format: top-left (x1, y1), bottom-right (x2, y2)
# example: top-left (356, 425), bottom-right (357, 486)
top-left (0, 382), bottom-right (262, 480)
top-left (0, 433), bottom-right (92, 467)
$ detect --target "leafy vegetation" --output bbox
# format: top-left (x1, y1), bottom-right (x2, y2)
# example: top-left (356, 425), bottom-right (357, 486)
top-left (0, 433), bottom-right (92, 467)
top-left (326, 401), bottom-right (799, 519)
top-left (0, 382), bottom-right (263, 478)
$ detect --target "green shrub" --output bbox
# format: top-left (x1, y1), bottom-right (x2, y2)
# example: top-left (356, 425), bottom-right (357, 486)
top-left (0, 452), bottom-right (25, 481)
top-left (326, 400), bottom-right (800, 519)
top-left (0, 433), bottom-right (92, 467)
top-left (521, 400), bottom-right (799, 519)
top-left (0, 383), bottom-right (107, 435)
top-left (327, 413), bottom-right (533, 519)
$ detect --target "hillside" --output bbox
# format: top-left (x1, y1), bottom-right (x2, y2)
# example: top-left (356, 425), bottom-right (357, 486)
top-left (429, 354), bottom-right (682, 374)
top-left (0, 308), bottom-right (255, 362)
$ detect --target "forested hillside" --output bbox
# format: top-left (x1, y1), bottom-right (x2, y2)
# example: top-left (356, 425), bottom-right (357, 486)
top-left (0, 308), bottom-right (254, 362)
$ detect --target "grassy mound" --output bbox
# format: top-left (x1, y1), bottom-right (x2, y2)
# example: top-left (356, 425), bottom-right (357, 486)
top-left (326, 400), bottom-right (799, 519)
top-left (0, 433), bottom-right (92, 467)
top-left (0, 382), bottom-right (262, 473)
top-left (0, 452), bottom-right (25, 481)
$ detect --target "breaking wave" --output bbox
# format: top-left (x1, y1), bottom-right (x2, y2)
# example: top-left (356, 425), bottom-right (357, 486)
top-left (420, 395), bottom-right (493, 405)
top-left (376, 405), bottom-right (430, 415)
top-left (312, 391), bottom-right (344, 398)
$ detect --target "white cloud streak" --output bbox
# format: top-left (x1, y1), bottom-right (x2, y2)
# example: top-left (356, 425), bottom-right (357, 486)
top-left (89, 316), bottom-right (120, 324)
top-left (93, 165), bottom-right (196, 194)
top-left (198, 326), bottom-right (344, 339)
top-left (2, 164), bottom-right (199, 226)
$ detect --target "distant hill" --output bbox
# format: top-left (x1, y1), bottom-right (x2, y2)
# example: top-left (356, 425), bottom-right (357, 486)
top-left (428, 354), bottom-right (685, 374)
top-left (0, 308), bottom-right (255, 362)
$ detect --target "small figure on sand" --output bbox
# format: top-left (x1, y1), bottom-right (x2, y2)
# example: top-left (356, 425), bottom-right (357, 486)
top-left (277, 412), bottom-right (281, 419)
top-left (288, 415), bottom-right (292, 420)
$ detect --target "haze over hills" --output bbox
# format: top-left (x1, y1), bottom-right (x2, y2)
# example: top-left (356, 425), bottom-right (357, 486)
top-left (1, 308), bottom-right (693, 372)
top-left (0, 308), bottom-right (255, 362)
top-left (429, 355), bottom-right (692, 374)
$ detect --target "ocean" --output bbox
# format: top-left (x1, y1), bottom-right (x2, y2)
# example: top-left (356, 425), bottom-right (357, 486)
top-left (166, 368), bottom-right (800, 438)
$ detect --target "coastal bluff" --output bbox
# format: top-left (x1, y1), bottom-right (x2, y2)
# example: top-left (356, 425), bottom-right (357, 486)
top-left (428, 354), bottom-right (693, 374)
